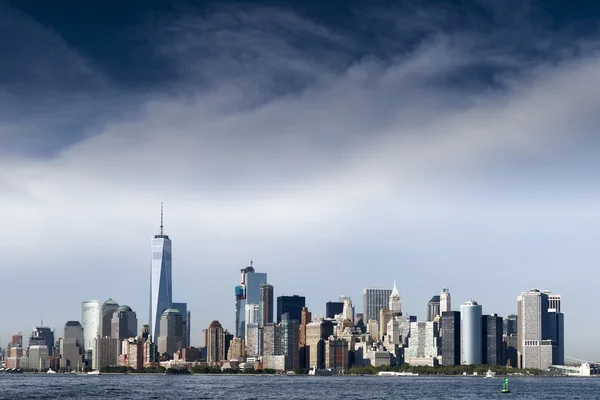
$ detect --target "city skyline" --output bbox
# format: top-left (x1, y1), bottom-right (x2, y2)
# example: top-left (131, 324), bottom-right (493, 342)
top-left (1, 0), bottom-right (598, 361)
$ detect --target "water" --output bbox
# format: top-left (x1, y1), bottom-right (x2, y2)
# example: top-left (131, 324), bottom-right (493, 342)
top-left (0, 375), bottom-right (597, 399)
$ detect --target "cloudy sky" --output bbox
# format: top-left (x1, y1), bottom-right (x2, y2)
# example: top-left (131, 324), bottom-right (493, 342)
top-left (1, 0), bottom-right (599, 360)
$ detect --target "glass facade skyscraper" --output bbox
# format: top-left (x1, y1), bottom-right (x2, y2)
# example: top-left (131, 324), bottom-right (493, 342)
top-left (277, 295), bottom-right (305, 323)
top-left (234, 261), bottom-right (267, 340)
top-left (363, 288), bottom-right (392, 325)
top-left (150, 203), bottom-right (172, 341)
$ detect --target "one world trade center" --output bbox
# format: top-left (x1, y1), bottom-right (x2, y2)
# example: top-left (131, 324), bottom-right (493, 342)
top-left (149, 202), bottom-right (172, 341)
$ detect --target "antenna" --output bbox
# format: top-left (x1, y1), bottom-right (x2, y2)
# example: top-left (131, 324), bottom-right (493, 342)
top-left (250, 259), bottom-right (253, 268)
top-left (160, 201), bottom-right (164, 236)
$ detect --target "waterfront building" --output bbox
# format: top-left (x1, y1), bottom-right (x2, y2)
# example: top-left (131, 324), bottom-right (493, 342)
top-left (460, 300), bottom-right (482, 365)
top-left (306, 320), bottom-right (334, 369)
top-left (277, 295), bottom-right (305, 323)
top-left (92, 337), bottom-right (118, 371)
top-left (150, 203), bottom-right (173, 342)
top-left (259, 283), bottom-right (274, 328)
top-left (441, 311), bottom-right (461, 366)
top-left (326, 301), bottom-right (344, 318)
top-left (234, 261), bottom-right (267, 340)
top-left (262, 323), bottom-right (280, 356)
top-left (122, 338), bottom-right (144, 370)
top-left (280, 313), bottom-right (299, 371)
top-left (245, 323), bottom-right (260, 357)
top-left (60, 321), bottom-right (84, 371)
top-left (27, 345), bottom-right (49, 371)
top-left (405, 321), bottom-right (440, 366)
top-left (482, 314), bottom-right (503, 365)
top-left (28, 326), bottom-right (54, 360)
top-left (172, 302), bottom-right (190, 348)
top-left (363, 288), bottom-right (393, 326)
top-left (81, 300), bottom-right (102, 362)
top-left (325, 337), bottom-right (349, 372)
top-left (227, 337), bottom-right (245, 361)
top-left (157, 309), bottom-right (184, 357)
top-left (206, 320), bottom-right (225, 365)
top-left (440, 288), bottom-right (451, 314)
top-left (427, 296), bottom-right (441, 322)
top-left (504, 334), bottom-right (518, 367)
top-left (101, 299), bottom-right (119, 337)
top-left (299, 306), bottom-right (312, 369)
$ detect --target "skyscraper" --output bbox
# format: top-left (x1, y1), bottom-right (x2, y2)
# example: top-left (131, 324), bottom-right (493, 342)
top-left (427, 296), bottom-right (441, 322)
top-left (389, 282), bottom-right (402, 315)
top-left (440, 288), bottom-right (451, 314)
top-left (504, 314), bottom-right (518, 335)
top-left (172, 302), bottom-right (190, 348)
top-left (60, 321), bottom-right (84, 371)
top-left (207, 320), bottom-right (225, 365)
top-left (82, 300), bottom-right (102, 360)
top-left (460, 300), bottom-right (482, 365)
top-left (363, 288), bottom-right (393, 325)
top-left (259, 283), bottom-right (274, 328)
top-left (482, 314), bottom-right (503, 366)
top-left (277, 295), bottom-right (305, 323)
top-left (280, 313), bottom-right (299, 371)
top-left (101, 299), bottom-right (119, 337)
top-left (150, 202), bottom-right (172, 342)
top-left (441, 311), bottom-right (461, 366)
top-left (111, 305), bottom-right (138, 341)
top-left (299, 306), bottom-right (312, 369)
top-left (234, 261), bottom-right (267, 339)
top-left (405, 321), bottom-right (441, 366)
top-left (325, 301), bottom-right (344, 318)
top-left (157, 309), bottom-right (184, 357)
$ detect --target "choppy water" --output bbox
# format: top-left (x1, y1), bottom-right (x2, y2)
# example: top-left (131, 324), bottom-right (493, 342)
top-left (0, 375), bottom-right (598, 399)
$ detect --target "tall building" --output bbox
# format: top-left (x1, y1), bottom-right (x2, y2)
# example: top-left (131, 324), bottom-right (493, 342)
top-left (234, 261), bottom-right (267, 340)
top-left (259, 283), bottom-right (274, 328)
top-left (157, 309), bottom-right (184, 357)
top-left (277, 295), bottom-right (305, 323)
top-left (245, 304), bottom-right (260, 340)
top-left (299, 306), bottom-right (312, 369)
top-left (389, 282), bottom-right (402, 315)
top-left (111, 305), bottom-right (138, 342)
top-left (150, 202), bottom-right (173, 342)
top-left (363, 288), bottom-right (393, 325)
top-left (280, 313), bottom-right (299, 371)
top-left (441, 311), bottom-right (461, 366)
top-left (482, 314), bottom-right (503, 366)
top-left (101, 299), bottom-right (119, 337)
top-left (28, 326), bottom-right (54, 360)
top-left (172, 302), bottom-right (190, 348)
top-left (517, 289), bottom-right (563, 369)
top-left (440, 288), bottom-right (451, 314)
top-left (405, 321), bottom-right (441, 366)
top-left (460, 300), bottom-right (482, 365)
top-left (504, 314), bottom-right (518, 335)
top-left (262, 323), bottom-right (280, 356)
top-left (427, 296), bottom-right (441, 322)
top-left (227, 337), bottom-right (245, 361)
top-left (60, 321), bottom-right (84, 371)
top-left (206, 320), bottom-right (225, 365)
top-left (325, 338), bottom-right (349, 372)
top-left (325, 301), bottom-right (344, 318)
top-left (305, 320), bottom-right (334, 369)
top-left (92, 337), bottom-right (118, 371)
top-left (27, 344), bottom-right (49, 371)
top-left (245, 323), bottom-right (260, 357)
top-left (82, 299), bottom-right (102, 362)
top-left (341, 297), bottom-right (354, 321)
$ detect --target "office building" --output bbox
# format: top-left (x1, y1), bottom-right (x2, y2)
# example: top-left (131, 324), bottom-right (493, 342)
top-left (111, 305), bottom-right (138, 341)
top-left (441, 311), bottom-right (461, 366)
top-left (172, 302), bottom-right (190, 348)
top-left (548, 311), bottom-right (564, 365)
top-left (277, 295), bottom-right (305, 323)
top-left (326, 301), bottom-right (344, 318)
top-left (234, 261), bottom-right (267, 340)
top-left (440, 288), bottom-right (451, 314)
top-left (28, 326), bottom-right (54, 359)
top-left (82, 300), bottom-right (102, 361)
top-left (101, 299), bottom-right (119, 337)
top-left (262, 323), bottom-right (280, 356)
top-left (92, 337), bottom-right (118, 370)
top-left (325, 337), bottom-right (349, 372)
top-left (60, 321), bottom-right (84, 371)
top-left (245, 323), bottom-right (260, 357)
top-left (280, 313), bottom-right (299, 371)
top-left (389, 282), bottom-right (402, 315)
top-left (299, 307), bottom-right (312, 369)
top-left (427, 296), bottom-right (441, 322)
top-left (259, 283), bottom-right (274, 328)
top-left (341, 297), bottom-right (354, 321)
top-left (363, 288), bottom-right (393, 325)
top-left (27, 345), bottom-right (49, 371)
top-left (150, 203), bottom-right (173, 342)
top-left (460, 300), bottom-right (482, 365)
top-left (482, 314), bottom-right (503, 366)
top-left (227, 337), bottom-right (245, 361)
top-left (306, 320), bottom-right (334, 370)
top-left (206, 320), bottom-right (225, 365)
top-left (157, 309), bottom-right (184, 357)
top-left (504, 314), bottom-right (517, 335)
top-left (405, 321), bottom-right (440, 366)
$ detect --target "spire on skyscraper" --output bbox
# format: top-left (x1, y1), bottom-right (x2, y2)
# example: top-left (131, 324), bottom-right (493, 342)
top-left (160, 200), bottom-right (164, 236)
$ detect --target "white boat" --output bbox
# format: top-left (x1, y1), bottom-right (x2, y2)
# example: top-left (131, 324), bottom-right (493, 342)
top-left (46, 369), bottom-right (57, 374)
top-left (87, 370), bottom-right (101, 375)
top-left (485, 370), bottom-right (496, 378)
top-left (377, 371), bottom-right (419, 377)
top-left (308, 367), bottom-right (333, 376)
top-left (285, 371), bottom-right (296, 375)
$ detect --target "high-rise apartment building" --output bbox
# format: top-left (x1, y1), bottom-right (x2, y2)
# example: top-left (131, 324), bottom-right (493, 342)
top-left (460, 300), bottom-right (482, 365)
top-left (245, 323), bottom-right (260, 357)
top-left (262, 323), bottom-right (280, 356)
top-left (277, 295), bottom-right (305, 323)
top-left (259, 283), bottom-right (274, 328)
top-left (206, 320), bottom-right (225, 365)
top-left (60, 321), bottom-right (84, 371)
top-left (482, 314), bottom-right (503, 366)
top-left (441, 311), bottom-right (461, 366)
top-left (427, 296), bottom-right (441, 322)
top-left (227, 337), bottom-right (245, 361)
top-left (157, 309), bottom-right (184, 357)
top-left (440, 288), bottom-right (451, 314)
top-left (92, 337), bottom-right (118, 371)
top-left (280, 313), bottom-right (299, 371)
top-left (234, 261), bottom-right (267, 340)
top-left (172, 302), bottom-right (190, 348)
top-left (363, 288), bottom-right (393, 325)
top-left (82, 300), bottom-right (102, 360)
top-left (150, 203), bottom-right (172, 342)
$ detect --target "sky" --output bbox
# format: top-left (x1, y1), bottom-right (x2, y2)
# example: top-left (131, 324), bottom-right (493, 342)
top-left (1, 0), bottom-right (600, 360)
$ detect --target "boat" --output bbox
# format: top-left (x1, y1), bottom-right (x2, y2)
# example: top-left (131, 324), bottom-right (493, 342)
top-left (501, 378), bottom-right (511, 393)
top-left (46, 369), bottom-right (57, 374)
top-left (308, 367), bottom-right (333, 376)
top-left (377, 371), bottom-right (419, 377)
top-left (485, 369), bottom-right (496, 378)
top-left (87, 370), bottom-right (101, 375)
top-left (285, 371), bottom-right (296, 375)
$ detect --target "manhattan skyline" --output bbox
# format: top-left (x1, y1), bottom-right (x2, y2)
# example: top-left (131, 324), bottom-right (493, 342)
top-left (1, 0), bottom-right (599, 360)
